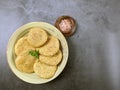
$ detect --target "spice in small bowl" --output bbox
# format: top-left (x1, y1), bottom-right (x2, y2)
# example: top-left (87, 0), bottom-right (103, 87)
top-left (55, 15), bottom-right (76, 37)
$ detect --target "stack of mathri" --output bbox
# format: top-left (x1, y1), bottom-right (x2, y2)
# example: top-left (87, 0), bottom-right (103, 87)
top-left (14, 27), bottom-right (62, 79)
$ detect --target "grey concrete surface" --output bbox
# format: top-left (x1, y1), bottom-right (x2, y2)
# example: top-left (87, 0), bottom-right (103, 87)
top-left (0, 0), bottom-right (120, 90)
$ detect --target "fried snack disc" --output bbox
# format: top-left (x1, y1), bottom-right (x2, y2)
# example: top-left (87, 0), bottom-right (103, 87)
top-left (27, 27), bottom-right (48, 47)
top-left (39, 36), bottom-right (59, 56)
top-left (15, 37), bottom-right (34, 55)
top-left (15, 50), bottom-right (36, 73)
top-left (33, 61), bottom-right (57, 79)
top-left (39, 50), bottom-right (62, 66)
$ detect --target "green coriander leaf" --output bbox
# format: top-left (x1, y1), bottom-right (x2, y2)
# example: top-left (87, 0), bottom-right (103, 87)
top-left (29, 50), bottom-right (39, 59)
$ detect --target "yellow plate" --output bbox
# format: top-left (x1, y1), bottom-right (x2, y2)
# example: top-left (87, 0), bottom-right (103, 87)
top-left (7, 22), bottom-right (69, 84)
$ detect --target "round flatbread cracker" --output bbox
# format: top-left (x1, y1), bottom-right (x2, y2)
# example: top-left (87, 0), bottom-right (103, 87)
top-left (39, 50), bottom-right (62, 66)
top-left (15, 50), bottom-right (36, 73)
top-left (27, 27), bottom-right (48, 47)
top-left (33, 61), bottom-right (57, 79)
top-left (39, 36), bottom-right (60, 56)
top-left (15, 37), bottom-right (34, 55)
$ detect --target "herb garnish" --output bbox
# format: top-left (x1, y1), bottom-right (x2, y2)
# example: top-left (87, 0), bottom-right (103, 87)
top-left (29, 50), bottom-right (39, 59)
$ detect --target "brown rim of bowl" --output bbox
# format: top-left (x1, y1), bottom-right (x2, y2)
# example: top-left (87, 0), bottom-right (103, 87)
top-left (55, 15), bottom-right (77, 37)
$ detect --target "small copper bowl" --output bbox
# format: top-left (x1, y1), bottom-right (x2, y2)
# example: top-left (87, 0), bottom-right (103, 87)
top-left (55, 15), bottom-right (77, 37)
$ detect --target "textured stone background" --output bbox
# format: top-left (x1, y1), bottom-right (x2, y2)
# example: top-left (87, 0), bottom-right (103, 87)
top-left (0, 0), bottom-right (120, 90)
